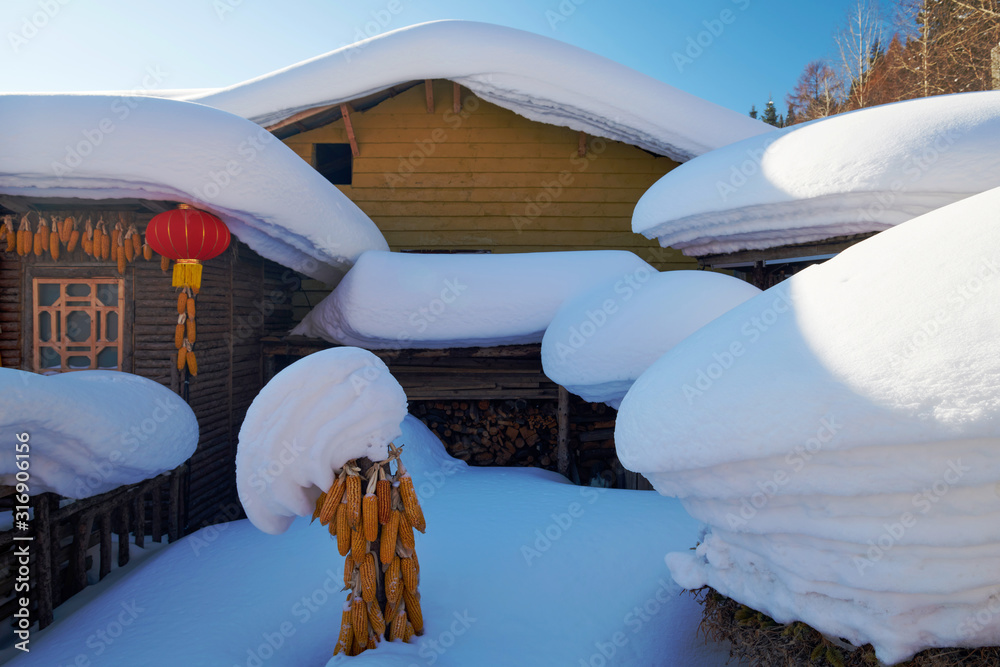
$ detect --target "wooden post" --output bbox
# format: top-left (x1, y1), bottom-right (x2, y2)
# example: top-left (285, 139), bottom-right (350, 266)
top-left (356, 458), bottom-right (387, 610)
top-left (557, 386), bottom-right (570, 476)
top-left (99, 511), bottom-right (112, 580)
top-left (151, 483), bottom-right (163, 543)
top-left (168, 470), bottom-right (181, 542)
top-left (70, 513), bottom-right (94, 596)
top-left (424, 79), bottom-right (434, 113)
top-left (133, 493), bottom-right (145, 549)
top-left (33, 493), bottom-right (55, 629)
top-left (117, 503), bottom-right (130, 567)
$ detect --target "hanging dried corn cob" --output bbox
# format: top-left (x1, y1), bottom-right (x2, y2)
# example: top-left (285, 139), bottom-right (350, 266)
top-left (82, 218), bottom-right (94, 257)
top-left (123, 227), bottom-right (135, 262)
top-left (59, 215), bottom-right (72, 244)
top-left (160, 255), bottom-right (170, 272)
top-left (4, 217), bottom-right (14, 254)
top-left (17, 215), bottom-right (30, 256)
top-left (66, 217), bottom-right (80, 254)
top-left (130, 224), bottom-right (141, 257)
top-left (116, 238), bottom-right (126, 275)
top-left (325, 445), bottom-right (426, 657)
top-left (49, 226), bottom-right (60, 261)
top-left (33, 217), bottom-right (46, 257)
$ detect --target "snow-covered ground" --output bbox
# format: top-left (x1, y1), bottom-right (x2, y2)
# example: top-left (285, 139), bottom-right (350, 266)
top-left (617, 185), bottom-right (1000, 664)
top-left (183, 20), bottom-right (771, 162)
top-left (0, 94), bottom-right (388, 284)
top-left (292, 250), bottom-right (656, 349)
top-left (6, 417), bottom-right (732, 667)
top-left (633, 91), bottom-right (1000, 256)
top-left (0, 369), bottom-right (197, 498)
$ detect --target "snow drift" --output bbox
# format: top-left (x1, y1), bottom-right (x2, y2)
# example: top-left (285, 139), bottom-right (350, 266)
top-left (541, 270), bottom-right (760, 407)
top-left (188, 20), bottom-right (771, 162)
top-left (0, 94), bottom-right (388, 284)
top-left (8, 416), bottom-right (731, 667)
top-left (0, 369), bottom-right (197, 498)
top-left (633, 91), bottom-right (1000, 256)
top-left (291, 249), bottom-right (656, 349)
top-left (616, 186), bottom-right (1000, 663)
top-left (236, 347), bottom-right (408, 535)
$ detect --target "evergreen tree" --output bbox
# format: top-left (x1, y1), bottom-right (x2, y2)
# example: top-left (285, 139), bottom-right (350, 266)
top-left (748, 105), bottom-right (758, 119)
top-left (761, 97), bottom-right (781, 126)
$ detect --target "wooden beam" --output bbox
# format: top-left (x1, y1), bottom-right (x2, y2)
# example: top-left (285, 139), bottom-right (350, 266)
top-left (578, 131), bottom-right (587, 157)
top-left (453, 82), bottom-right (461, 114)
top-left (557, 386), bottom-right (570, 476)
top-left (425, 79), bottom-right (434, 113)
top-left (340, 104), bottom-right (360, 157)
top-left (264, 103), bottom-right (338, 133)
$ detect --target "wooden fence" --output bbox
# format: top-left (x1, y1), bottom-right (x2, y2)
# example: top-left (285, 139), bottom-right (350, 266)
top-left (0, 465), bottom-right (186, 630)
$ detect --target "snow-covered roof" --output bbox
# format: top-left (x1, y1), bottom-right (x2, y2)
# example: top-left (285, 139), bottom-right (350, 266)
top-left (290, 249), bottom-right (655, 349)
top-left (184, 20), bottom-right (771, 162)
top-left (0, 94), bottom-right (388, 283)
top-left (541, 270), bottom-right (759, 407)
top-left (616, 185), bottom-right (1000, 663)
top-left (0, 369), bottom-right (197, 498)
top-left (633, 91), bottom-right (1000, 256)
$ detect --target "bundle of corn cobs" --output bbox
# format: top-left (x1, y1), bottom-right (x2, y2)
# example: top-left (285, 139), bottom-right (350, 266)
top-left (314, 444), bottom-right (426, 657)
top-left (1, 211), bottom-right (157, 276)
top-left (175, 288), bottom-right (198, 376)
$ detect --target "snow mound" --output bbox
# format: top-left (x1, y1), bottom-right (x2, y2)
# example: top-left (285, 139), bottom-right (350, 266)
top-left (616, 186), bottom-right (1000, 664)
top-left (236, 347), bottom-right (408, 535)
top-left (292, 249), bottom-right (656, 349)
top-left (9, 416), bottom-right (731, 667)
top-left (542, 270), bottom-right (760, 407)
top-left (633, 91), bottom-right (1000, 256)
top-left (189, 20), bottom-right (771, 162)
top-left (0, 369), bottom-right (197, 498)
top-left (0, 94), bottom-right (388, 284)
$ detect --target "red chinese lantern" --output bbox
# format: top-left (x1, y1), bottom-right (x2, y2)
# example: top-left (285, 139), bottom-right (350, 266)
top-left (146, 204), bottom-right (230, 290)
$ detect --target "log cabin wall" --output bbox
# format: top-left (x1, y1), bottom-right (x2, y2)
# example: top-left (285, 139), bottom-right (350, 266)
top-left (280, 80), bottom-right (696, 321)
top-left (0, 208), bottom-right (294, 532)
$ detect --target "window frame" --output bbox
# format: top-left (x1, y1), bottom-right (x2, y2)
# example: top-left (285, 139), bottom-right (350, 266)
top-left (314, 143), bottom-right (354, 185)
top-left (24, 267), bottom-right (132, 374)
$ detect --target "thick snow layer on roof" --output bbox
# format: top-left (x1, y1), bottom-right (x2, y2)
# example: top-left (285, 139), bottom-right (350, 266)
top-left (633, 91), bottom-right (1000, 255)
top-left (236, 347), bottom-right (408, 535)
top-left (616, 187), bottom-right (1000, 663)
top-left (8, 416), bottom-right (731, 667)
top-left (0, 369), bottom-right (197, 498)
top-left (291, 249), bottom-right (655, 349)
top-left (188, 20), bottom-right (771, 162)
top-left (541, 270), bottom-right (760, 407)
top-left (0, 94), bottom-right (388, 283)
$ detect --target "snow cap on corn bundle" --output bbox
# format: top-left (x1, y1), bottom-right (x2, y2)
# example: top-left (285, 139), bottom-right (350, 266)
top-left (236, 347), bottom-right (408, 535)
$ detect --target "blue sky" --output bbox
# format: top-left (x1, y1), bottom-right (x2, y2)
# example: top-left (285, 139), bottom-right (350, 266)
top-left (1, 0), bottom-right (865, 116)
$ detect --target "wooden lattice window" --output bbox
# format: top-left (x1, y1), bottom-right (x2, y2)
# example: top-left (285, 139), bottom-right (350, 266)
top-left (32, 278), bottom-right (123, 373)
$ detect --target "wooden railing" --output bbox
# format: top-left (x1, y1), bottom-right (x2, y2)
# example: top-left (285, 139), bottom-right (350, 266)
top-left (0, 465), bottom-right (186, 630)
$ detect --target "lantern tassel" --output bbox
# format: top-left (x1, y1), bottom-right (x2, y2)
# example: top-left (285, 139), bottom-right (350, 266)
top-left (172, 260), bottom-right (203, 290)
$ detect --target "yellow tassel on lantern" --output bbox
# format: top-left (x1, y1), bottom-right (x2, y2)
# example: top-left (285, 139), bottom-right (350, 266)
top-left (172, 259), bottom-right (203, 290)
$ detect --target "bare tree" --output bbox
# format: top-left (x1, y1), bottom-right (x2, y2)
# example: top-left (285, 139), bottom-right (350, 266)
top-left (836, 0), bottom-right (886, 110)
top-left (786, 61), bottom-right (845, 123)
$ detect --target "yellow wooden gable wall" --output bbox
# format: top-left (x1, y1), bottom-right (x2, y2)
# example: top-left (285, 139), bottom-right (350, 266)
top-left (281, 80), bottom-right (696, 316)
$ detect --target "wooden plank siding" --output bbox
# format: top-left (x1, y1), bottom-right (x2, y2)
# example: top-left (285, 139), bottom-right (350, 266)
top-left (281, 80), bottom-right (695, 274)
top-left (0, 214), bottom-right (294, 533)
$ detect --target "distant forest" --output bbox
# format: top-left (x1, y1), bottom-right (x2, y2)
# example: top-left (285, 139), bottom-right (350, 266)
top-left (750, 0), bottom-right (1000, 127)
